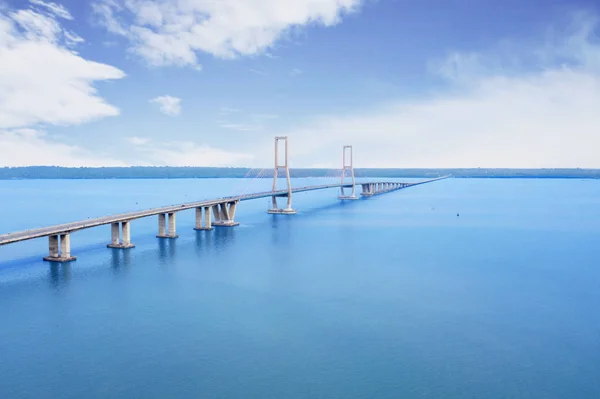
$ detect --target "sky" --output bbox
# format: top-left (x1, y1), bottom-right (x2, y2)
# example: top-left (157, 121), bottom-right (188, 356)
top-left (1, 0), bottom-right (600, 168)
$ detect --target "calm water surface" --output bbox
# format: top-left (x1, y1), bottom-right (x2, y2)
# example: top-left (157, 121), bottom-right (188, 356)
top-left (1, 178), bottom-right (600, 398)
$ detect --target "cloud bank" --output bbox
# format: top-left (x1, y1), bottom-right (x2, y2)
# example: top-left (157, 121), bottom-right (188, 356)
top-left (279, 13), bottom-right (600, 168)
top-left (92, 0), bottom-right (361, 68)
top-left (0, 1), bottom-right (127, 166)
top-left (0, 2), bottom-right (125, 129)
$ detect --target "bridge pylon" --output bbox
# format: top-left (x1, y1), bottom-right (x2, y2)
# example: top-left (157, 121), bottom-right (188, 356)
top-left (267, 136), bottom-right (296, 214)
top-left (338, 145), bottom-right (358, 200)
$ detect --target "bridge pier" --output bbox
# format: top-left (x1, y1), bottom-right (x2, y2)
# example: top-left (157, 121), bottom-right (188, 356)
top-left (361, 182), bottom-right (407, 196)
top-left (268, 136), bottom-right (297, 215)
top-left (361, 184), bottom-right (373, 196)
top-left (268, 196), bottom-right (296, 214)
top-left (213, 201), bottom-right (240, 227)
top-left (339, 145), bottom-right (358, 200)
top-left (107, 221), bottom-right (135, 249)
top-left (157, 213), bottom-right (178, 238)
top-left (194, 206), bottom-right (213, 230)
top-left (43, 233), bottom-right (76, 263)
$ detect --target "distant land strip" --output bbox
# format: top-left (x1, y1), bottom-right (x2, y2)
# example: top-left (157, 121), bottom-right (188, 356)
top-left (0, 167), bottom-right (599, 179)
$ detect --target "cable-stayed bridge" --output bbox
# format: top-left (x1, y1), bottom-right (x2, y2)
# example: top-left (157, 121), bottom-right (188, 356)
top-left (0, 137), bottom-right (449, 262)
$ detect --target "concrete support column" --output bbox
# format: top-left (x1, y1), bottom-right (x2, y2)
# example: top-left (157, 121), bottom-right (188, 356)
top-left (229, 202), bottom-right (237, 221)
top-left (194, 207), bottom-right (213, 231)
top-left (158, 213), bottom-right (166, 236)
top-left (361, 183), bottom-right (373, 197)
top-left (122, 222), bottom-right (131, 246)
top-left (168, 212), bottom-right (177, 238)
top-left (108, 221), bottom-right (134, 248)
top-left (44, 234), bottom-right (76, 263)
top-left (212, 205), bottom-right (221, 223)
top-left (204, 207), bottom-right (212, 229)
top-left (60, 234), bottom-right (70, 258)
top-left (48, 235), bottom-right (59, 258)
top-left (213, 201), bottom-right (240, 227)
top-left (219, 203), bottom-right (228, 221)
top-left (157, 213), bottom-right (176, 238)
top-left (111, 223), bottom-right (119, 245)
top-left (195, 207), bottom-right (202, 230)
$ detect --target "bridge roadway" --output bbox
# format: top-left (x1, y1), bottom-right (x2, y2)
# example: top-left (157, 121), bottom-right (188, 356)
top-left (0, 177), bottom-right (447, 248)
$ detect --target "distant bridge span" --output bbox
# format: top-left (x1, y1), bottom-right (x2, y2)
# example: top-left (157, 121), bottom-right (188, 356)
top-left (0, 137), bottom-right (449, 262)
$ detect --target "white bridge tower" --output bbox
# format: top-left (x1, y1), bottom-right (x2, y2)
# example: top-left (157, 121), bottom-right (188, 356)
top-left (267, 136), bottom-right (297, 214)
top-left (339, 145), bottom-right (358, 200)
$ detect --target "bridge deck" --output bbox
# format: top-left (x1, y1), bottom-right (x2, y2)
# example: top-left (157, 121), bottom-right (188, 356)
top-left (0, 178), bottom-right (446, 246)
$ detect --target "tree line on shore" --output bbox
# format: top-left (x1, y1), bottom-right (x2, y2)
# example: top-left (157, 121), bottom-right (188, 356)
top-left (0, 166), bottom-right (598, 179)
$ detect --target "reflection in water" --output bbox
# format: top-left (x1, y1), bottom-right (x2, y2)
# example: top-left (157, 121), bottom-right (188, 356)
top-left (270, 215), bottom-right (292, 246)
top-left (48, 263), bottom-right (71, 289)
top-left (110, 248), bottom-right (132, 273)
top-left (213, 227), bottom-right (236, 253)
top-left (195, 230), bottom-right (213, 257)
top-left (301, 200), bottom-right (352, 216)
top-left (158, 238), bottom-right (177, 265)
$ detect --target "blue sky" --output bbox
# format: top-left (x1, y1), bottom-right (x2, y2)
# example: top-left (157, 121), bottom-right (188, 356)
top-left (1, 0), bottom-right (600, 168)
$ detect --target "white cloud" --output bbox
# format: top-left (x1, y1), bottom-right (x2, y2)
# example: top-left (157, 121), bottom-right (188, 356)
top-left (252, 113), bottom-right (278, 120)
top-left (276, 13), bottom-right (600, 168)
top-left (249, 68), bottom-right (267, 76)
top-left (0, 129), bottom-right (127, 166)
top-left (218, 122), bottom-right (262, 132)
top-left (126, 136), bottom-right (150, 145)
top-left (219, 106), bottom-right (240, 115)
top-left (216, 110), bottom-right (278, 132)
top-left (149, 95), bottom-right (181, 116)
top-left (29, 0), bottom-right (73, 20)
top-left (125, 138), bottom-right (254, 166)
top-left (290, 68), bottom-right (303, 76)
top-left (0, 4), bottom-right (125, 129)
top-left (92, 0), bottom-right (362, 68)
top-left (63, 30), bottom-right (84, 46)
top-left (0, 129), bottom-right (253, 167)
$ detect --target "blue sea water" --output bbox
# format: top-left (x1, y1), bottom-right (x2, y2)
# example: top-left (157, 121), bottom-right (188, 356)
top-left (1, 178), bottom-right (600, 398)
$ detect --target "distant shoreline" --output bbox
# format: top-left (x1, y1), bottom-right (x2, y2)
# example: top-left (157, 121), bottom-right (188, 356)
top-left (0, 167), bottom-right (599, 179)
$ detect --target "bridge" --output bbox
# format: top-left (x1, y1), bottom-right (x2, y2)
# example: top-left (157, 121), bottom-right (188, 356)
top-left (0, 137), bottom-right (448, 262)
